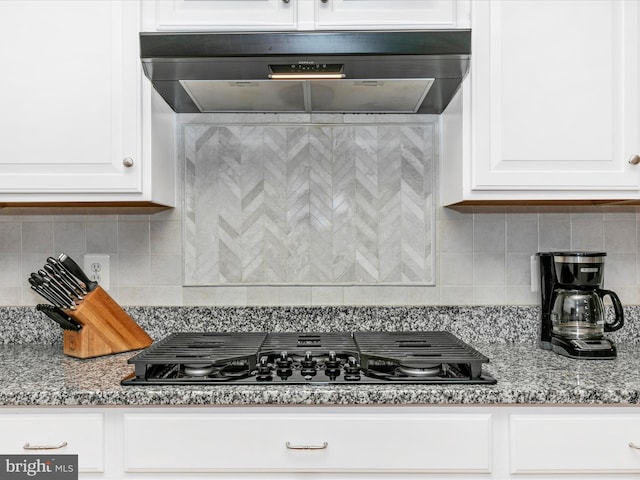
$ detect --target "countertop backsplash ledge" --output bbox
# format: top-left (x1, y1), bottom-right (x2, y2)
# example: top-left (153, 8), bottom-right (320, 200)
top-left (2, 305), bottom-right (639, 346)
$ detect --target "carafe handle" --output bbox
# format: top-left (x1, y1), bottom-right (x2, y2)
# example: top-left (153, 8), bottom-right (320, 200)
top-left (597, 289), bottom-right (624, 332)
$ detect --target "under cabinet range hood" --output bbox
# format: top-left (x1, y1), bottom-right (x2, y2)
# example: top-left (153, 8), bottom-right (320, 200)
top-left (139, 30), bottom-right (471, 114)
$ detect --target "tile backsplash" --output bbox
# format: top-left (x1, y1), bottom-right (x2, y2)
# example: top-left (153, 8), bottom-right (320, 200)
top-left (183, 121), bottom-right (435, 286)
top-left (1, 113), bottom-right (639, 307)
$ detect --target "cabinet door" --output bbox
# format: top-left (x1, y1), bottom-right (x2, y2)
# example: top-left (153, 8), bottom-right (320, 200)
top-left (0, 413), bottom-right (104, 472)
top-left (155, 0), bottom-right (296, 30)
top-left (153, 0), bottom-right (468, 31)
top-left (314, 0), bottom-right (469, 30)
top-left (511, 413), bottom-right (640, 473)
top-left (471, 0), bottom-right (640, 192)
top-left (0, 1), bottom-right (141, 195)
top-left (124, 412), bottom-right (491, 472)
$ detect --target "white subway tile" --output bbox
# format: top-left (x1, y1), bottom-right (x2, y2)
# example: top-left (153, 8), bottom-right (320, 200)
top-left (247, 286), bottom-right (280, 306)
top-left (440, 285), bottom-right (474, 305)
top-left (376, 286), bottom-right (409, 305)
top-left (183, 287), bottom-right (217, 306)
top-left (119, 255), bottom-right (151, 286)
top-left (114, 286), bottom-right (151, 306)
top-left (473, 253), bottom-right (505, 285)
top-left (150, 254), bottom-right (182, 285)
top-left (604, 221), bottom-right (636, 253)
top-left (214, 286), bottom-right (248, 306)
top-left (473, 285), bottom-right (506, 305)
top-left (440, 253), bottom-right (473, 285)
top-left (311, 286), bottom-right (344, 305)
top-left (343, 286), bottom-right (377, 305)
top-left (149, 286), bottom-right (183, 306)
top-left (279, 286), bottom-right (312, 306)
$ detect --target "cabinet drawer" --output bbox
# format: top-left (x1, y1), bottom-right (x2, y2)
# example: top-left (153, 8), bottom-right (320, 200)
top-left (510, 414), bottom-right (640, 473)
top-left (0, 413), bottom-right (104, 472)
top-left (125, 412), bottom-right (491, 473)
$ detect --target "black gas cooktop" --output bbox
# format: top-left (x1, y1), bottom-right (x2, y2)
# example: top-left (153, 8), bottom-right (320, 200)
top-left (121, 331), bottom-right (496, 385)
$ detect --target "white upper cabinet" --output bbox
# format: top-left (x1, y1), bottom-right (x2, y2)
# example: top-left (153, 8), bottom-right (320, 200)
top-left (152, 0), bottom-right (470, 31)
top-left (155, 0), bottom-right (297, 30)
top-left (0, 1), bottom-right (174, 206)
top-left (441, 0), bottom-right (640, 205)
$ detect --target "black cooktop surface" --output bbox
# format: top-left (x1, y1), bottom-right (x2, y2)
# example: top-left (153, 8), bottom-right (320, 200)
top-left (121, 331), bottom-right (496, 385)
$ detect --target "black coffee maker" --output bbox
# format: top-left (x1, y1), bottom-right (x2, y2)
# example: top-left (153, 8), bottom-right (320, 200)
top-left (537, 252), bottom-right (624, 359)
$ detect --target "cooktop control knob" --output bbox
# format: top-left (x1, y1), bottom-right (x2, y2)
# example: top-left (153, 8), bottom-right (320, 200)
top-left (324, 351), bottom-right (341, 380)
top-left (276, 351), bottom-right (292, 368)
top-left (276, 351), bottom-right (293, 379)
top-left (256, 355), bottom-right (272, 381)
top-left (325, 351), bottom-right (340, 368)
top-left (344, 356), bottom-right (361, 381)
top-left (301, 351), bottom-right (317, 378)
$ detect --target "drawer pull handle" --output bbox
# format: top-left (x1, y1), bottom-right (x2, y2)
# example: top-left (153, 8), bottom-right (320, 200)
top-left (23, 441), bottom-right (68, 451)
top-left (285, 441), bottom-right (328, 450)
top-left (629, 442), bottom-right (640, 449)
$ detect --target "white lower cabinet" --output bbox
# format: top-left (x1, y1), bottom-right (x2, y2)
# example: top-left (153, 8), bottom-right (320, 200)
top-left (510, 413), bottom-right (640, 474)
top-left (0, 412), bottom-right (104, 472)
top-left (123, 411), bottom-right (491, 473)
top-left (6, 406), bottom-right (640, 479)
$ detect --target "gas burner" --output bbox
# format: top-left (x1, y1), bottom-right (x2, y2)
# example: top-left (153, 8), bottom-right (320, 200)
top-left (122, 331), bottom-right (496, 385)
top-left (183, 364), bottom-right (216, 377)
top-left (396, 364), bottom-right (442, 377)
top-left (176, 362), bottom-right (252, 382)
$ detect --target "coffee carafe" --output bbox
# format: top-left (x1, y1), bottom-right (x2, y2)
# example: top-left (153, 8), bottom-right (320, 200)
top-left (537, 252), bottom-right (624, 359)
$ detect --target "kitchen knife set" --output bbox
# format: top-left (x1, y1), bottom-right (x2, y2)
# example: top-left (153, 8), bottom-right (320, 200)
top-left (30, 253), bottom-right (97, 311)
top-left (30, 253), bottom-right (152, 359)
top-left (31, 253), bottom-right (97, 331)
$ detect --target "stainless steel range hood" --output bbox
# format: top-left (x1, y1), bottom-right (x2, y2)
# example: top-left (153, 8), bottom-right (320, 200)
top-left (140, 30), bottom-right (471, 114)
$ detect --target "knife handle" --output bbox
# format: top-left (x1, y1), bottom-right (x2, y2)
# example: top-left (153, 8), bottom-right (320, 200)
top-left (30, 284), bottom-right (58, 306)
top-left (51, 306), bottom-right (82, 331)
top-left (36, 304), bottom-right (82, 331)
top-left (58, 253), bottom-right (98, 292)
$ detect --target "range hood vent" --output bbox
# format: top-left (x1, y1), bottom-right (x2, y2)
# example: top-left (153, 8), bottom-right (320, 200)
top-left (140, 30), bottom-right (471, 114)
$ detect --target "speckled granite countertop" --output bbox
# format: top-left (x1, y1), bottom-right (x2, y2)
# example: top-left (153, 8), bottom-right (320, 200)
top-left (2, 305), bottom-right (640, 407)
top-left (1, 342), bottom-right (639, 406)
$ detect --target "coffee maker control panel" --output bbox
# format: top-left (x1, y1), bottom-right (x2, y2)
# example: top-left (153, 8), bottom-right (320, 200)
top-left (570, 339), bottom-right (614, 352)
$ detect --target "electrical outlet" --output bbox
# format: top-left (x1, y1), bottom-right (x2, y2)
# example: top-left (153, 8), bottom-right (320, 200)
top-left (84, 254), bottom-right (110, 291)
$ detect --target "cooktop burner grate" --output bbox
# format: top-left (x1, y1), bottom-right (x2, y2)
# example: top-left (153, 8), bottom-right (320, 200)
top-left (132, 332), bottom-right (267, 362)
top-left (354, 331), bottom-right (491, 381)
top-left (354, 331), bottom-right (489, 377)
top-left (122, 331), bottom-right (496, 385)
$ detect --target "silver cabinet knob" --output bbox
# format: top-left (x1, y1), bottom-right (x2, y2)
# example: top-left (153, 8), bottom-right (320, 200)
top-left (282, 0), bottom-right (289, 3)
top-left (628, 154), bottom-right (640, 165)
top-left (123, 157), bottom-right (134, 168)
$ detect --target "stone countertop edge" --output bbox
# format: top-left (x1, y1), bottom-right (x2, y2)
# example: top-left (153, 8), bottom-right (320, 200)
top-left (1, 342), bottom-right (639, 407)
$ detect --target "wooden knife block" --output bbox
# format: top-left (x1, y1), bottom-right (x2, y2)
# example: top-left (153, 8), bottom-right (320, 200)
top-left (62, 286), bottom-right (152, 359)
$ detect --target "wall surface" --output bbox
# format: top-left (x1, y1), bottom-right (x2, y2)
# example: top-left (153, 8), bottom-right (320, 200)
top-left (1, 113), bottom-right (638, 307)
